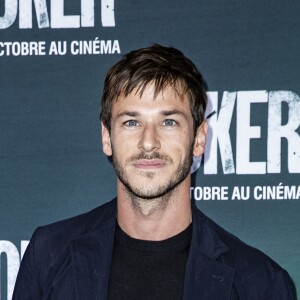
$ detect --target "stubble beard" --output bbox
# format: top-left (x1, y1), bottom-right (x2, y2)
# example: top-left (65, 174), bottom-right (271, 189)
top-left (111, 145), bottom-right (194, 213)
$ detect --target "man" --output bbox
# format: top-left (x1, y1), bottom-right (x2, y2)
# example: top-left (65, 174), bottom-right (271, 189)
top-left (13, 45), bottom-right (295, 299)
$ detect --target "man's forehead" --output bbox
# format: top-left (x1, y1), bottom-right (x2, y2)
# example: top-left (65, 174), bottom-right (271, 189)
top-left (110, 87), bottom-right (192, 120)
top-left (115, 80), bottom-right (188, 103)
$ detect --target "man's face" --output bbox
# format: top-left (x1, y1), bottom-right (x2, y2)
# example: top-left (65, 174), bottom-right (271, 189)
top-left (102, 83), bottom-right (205, 199)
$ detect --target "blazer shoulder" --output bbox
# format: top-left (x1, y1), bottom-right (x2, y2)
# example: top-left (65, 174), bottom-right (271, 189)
top-left (194, 207), bottom-right (295, 298)
top-left (216, 225), bottom-right (296, 298)
top-left (32, 198), bottom-right (116, 254)
top-left (14, 199), bottom-right (117, 299)
top-left (194, 207), bottom-right (281, 270)
top-left (216, 220), bottom-right (281, 271)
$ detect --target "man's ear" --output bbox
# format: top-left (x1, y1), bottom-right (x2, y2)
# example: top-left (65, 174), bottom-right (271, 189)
top-left (101, 122), bottom-right (112, 156)
top-left (193, 120), bottom-right (208, 157)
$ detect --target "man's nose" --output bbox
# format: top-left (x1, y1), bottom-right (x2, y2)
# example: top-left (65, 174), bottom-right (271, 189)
top-left (138, 125), bottom-right (161, 153)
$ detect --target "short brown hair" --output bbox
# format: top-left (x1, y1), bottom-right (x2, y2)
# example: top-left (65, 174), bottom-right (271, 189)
top-left (100, 44), bottom-right (207, 132)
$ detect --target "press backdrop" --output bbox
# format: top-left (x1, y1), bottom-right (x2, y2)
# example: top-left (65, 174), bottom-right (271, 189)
top-left (1, 1), bottom-right (300, 299)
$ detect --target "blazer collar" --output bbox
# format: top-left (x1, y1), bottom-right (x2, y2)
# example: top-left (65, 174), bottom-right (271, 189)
top-left (183, 205), bottom-right (235, 300)
top-left (191, 204), bottom-right (230, 259)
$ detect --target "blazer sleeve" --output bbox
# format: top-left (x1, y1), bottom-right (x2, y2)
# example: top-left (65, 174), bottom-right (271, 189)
top-left (12, 228), bottom-right (42, 300)
top-left (263, 269), bottom-right (296, 300)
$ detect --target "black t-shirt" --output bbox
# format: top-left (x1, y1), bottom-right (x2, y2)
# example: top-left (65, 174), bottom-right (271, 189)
top-left (108, 222), bottom-right (192, 300)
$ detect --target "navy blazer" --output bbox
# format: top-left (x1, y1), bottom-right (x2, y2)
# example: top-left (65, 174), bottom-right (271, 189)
top-left (13, 199), bottom-right (295, 299)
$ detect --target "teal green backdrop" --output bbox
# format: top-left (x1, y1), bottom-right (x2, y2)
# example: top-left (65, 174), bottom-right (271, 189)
top-left (0, 1), bottom-right (299, 299)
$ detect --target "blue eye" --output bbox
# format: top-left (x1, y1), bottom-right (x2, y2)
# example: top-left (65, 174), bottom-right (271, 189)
top-left (125, 120), bottom-right (138, 126)
top-left (163, 119), bottom-right (177, 126)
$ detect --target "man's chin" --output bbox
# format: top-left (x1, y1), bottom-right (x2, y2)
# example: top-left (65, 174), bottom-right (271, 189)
top-left (123, 182), bottom-right (176, 200)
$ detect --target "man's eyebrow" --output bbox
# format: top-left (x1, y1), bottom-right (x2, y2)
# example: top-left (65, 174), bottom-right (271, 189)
top-left (161, 110), bottom-right (187, 117)
top-left (116, 111), bottom-right (140, 118)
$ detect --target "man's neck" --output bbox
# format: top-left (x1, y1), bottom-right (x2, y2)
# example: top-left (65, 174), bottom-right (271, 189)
top-left (116, 178), bottom-right (192, 241)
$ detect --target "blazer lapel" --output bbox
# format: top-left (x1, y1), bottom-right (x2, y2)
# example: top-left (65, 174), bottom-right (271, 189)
top-left (71, 219), bottom-right (116, 300)
top-left (184, 249), bottom-right (235, 300)
top-left (183, 206), bottom-right (235, 300)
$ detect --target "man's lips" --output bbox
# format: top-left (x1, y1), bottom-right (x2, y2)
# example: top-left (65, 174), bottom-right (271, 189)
top-left (132, 159), bottom-right (166, 169)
